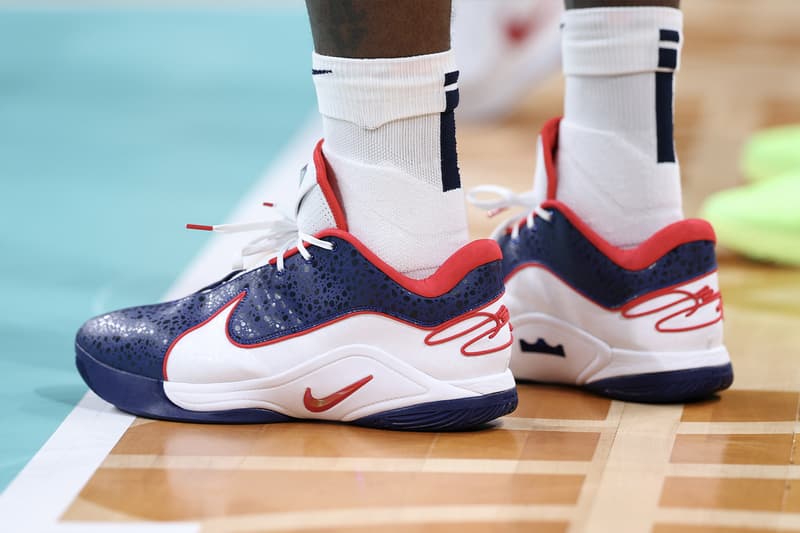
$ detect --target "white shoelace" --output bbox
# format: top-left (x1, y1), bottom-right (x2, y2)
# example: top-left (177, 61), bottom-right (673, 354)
top-left (187, 201), bottom-right (333, 272)
top-left (467, 185), bottom-right (552, 239)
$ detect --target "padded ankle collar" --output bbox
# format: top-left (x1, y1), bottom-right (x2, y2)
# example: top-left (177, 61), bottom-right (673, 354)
top-left (314, 229), bottom-right (503, 298)
top-left (543, 200), bottom-right (716, 271)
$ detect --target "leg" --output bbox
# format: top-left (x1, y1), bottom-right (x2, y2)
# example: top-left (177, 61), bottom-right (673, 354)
top-left (305, 0), bottom-right (468, 278)
top-left (557, 0), bottom-right (684, 248)
top-left (306, 0), bottom-right (451, 58)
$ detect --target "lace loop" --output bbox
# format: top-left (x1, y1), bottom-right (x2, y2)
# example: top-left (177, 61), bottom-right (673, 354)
top-left (467, 185), bottom-right (552, 239)
top-left (187, 170), bottom-right (333, 271)
top-left (466, 185), bottom-right (538, 216)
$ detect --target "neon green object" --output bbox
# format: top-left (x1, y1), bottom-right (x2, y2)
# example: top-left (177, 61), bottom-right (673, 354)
top-left (742, 125), bottom-right (800, 181)
top-left (701, 172), bottom-right (800, 265)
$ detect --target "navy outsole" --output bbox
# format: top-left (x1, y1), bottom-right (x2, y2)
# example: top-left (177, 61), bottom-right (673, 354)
top-left (354, 388), bottom-right (518, 431)
top-left (583, 362), bottom-right (734, 403)
top-left (76, 343), bottom-right (518, 430)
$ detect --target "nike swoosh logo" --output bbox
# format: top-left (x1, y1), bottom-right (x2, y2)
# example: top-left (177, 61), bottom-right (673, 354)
top-left (520, 338), bottom-right (565, 357)
top-left (303, 375), bottom-right (373, 413)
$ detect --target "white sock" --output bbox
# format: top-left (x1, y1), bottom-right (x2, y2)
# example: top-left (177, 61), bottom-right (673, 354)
top-left (311, 50), bottom-right (468, 279)
top-left (557, 7), bottom-right (684, 248)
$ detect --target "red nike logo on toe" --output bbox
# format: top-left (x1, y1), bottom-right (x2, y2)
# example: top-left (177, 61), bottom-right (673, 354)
top-left (303, 375), bottom-right (374, 413)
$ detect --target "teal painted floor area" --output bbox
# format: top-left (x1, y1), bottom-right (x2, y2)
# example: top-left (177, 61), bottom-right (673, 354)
top-left (0, 7), bottom-right (315, 490)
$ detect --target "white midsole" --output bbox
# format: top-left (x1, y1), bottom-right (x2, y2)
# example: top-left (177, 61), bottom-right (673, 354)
top-left (164, 351), bottom-right (515, 421)
top-left (162, 296), bottom-right (514, 419)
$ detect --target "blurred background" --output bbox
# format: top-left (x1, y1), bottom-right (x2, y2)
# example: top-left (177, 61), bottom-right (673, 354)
top-left (0, 0), bottom-right (318, 490)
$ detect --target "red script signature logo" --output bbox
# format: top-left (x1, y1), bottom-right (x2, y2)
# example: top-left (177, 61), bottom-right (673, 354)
top-left (424, 305), bottom-right (512, 356)
top-left (621, 285), bottom-right (723, 333)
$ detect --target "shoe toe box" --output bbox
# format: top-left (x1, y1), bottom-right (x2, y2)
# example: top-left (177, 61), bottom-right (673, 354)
top-left (75, 301), bottom-right (184, 380)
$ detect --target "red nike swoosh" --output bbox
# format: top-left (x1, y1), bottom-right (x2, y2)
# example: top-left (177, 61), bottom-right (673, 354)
top-left (303, 375), bottom-right (374, 413)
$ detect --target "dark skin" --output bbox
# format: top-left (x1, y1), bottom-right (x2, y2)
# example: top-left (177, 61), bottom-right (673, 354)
top-left (305, 0), bottom-right (451, 59)
top-left (306, 0), bottom-right (679, 59)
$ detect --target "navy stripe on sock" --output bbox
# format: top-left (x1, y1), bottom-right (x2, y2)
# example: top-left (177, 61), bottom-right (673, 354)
top-left (659, 29), bottom-right (681, 43)
top-left (658, 48), bottom-right (678, 70)
top-left (656, 71), bottom-right (676, 163)
top-left (441, 89), bottom-right (461, 192)
top-left (444, 88), bottom-right (460, 113)
top-left (444, 71), bottom-right (459, 86)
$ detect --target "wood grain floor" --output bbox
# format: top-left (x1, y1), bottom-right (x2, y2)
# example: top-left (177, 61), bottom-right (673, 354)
top-left (61, 1), bottom-right (800, 531)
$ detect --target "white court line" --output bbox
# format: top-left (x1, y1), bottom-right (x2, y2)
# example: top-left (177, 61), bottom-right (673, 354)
top-left (567, 400), bottom-right (624, 533)
top-left (97, 454), bottom-right (591, 476)
top-left (0, 115), bottom-right (322, 533)
top-left (499, 416), bottom-right (619, 432)
top-left (656, 508), bottom-right (800, 531)
top-left (582, 403), bottom-right (684, 533)
top-left (200, 504), bottom-right (577, 533)
top-left (677, 421), bottom-right (800, 435)
top-left (667, 463), bottom-right (800, 480)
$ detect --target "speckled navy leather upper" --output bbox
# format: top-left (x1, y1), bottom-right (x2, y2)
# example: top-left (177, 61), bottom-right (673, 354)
top-left (499, 207), bottom-right (717, 309)
top-left (76, 236), bottom-right (504, 380)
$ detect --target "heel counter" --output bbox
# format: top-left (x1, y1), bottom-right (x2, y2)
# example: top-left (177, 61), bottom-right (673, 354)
top-left (621, 267), bottom-right (725, 351)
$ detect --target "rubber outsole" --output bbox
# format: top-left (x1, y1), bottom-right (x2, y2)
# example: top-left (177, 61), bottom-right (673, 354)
top-left (76, 343), bottom-right (517, 431)
top-left (583, 362), bottom-right (734, 403)
top-left (354, 389), bottom-right (518, 431)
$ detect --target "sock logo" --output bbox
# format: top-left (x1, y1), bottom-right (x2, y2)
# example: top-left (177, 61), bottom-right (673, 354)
top-left (425, 304), bottom-right (512, 357)
top-left (519, 338), bottom-right (565, 357)
top-left (621, 284), bottom-right (723, 333)
top-left (312, 69), bottom-right (332, 75)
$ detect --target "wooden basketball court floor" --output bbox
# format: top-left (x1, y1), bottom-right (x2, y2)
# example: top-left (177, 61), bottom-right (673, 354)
top-left (5, 1), bottom-right (800, 532)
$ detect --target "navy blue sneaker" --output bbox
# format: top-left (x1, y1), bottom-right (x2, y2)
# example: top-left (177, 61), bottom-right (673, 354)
top-left (469, 118), bottom-right (733, 403)
top-left (76, 142), bottom-right (517, 429)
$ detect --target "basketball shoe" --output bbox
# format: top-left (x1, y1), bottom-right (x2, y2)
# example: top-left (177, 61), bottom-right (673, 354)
top-left (469, 118), bottom-right (733, 403)
top-left (75, 141), bottom-right (517, 429)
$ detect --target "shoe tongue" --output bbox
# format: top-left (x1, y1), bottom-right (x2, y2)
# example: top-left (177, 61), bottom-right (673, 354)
top-left (296, 141), bottom-right (348, 234)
